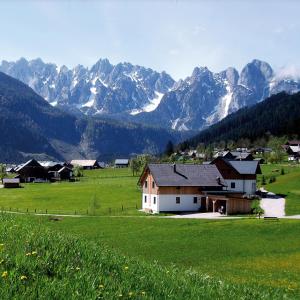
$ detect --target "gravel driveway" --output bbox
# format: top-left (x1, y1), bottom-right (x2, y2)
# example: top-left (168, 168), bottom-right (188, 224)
top-left (260, 197), bottom-right (285, 217)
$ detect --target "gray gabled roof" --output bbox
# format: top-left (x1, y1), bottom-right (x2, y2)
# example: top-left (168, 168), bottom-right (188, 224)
top-left (147, 164), bottom-right (226, 187)
top-left (227, 160), bottom-right (260, 175)
top-left (115, 159), bottom-right (129, 164)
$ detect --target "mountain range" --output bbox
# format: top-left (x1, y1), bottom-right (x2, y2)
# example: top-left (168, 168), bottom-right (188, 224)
top-left (1, 58), bottom-right (300, 131)
top-left (0, 72), bottom-right (183, 163)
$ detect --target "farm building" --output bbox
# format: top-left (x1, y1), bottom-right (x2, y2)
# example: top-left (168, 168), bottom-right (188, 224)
top-left (48, 166), bottom-right (73, 181)
top-left (214, 151), bottom-right (254, 161)
top-left (115, 159), bottom-right (129, 168)
top-left (2, 178), bottom-right (20, 188)
top-left (15, 159), bottom-right (48, 183)
top-left (58, 166), bottom-right (73, 180)
top-left (211, 157), bottom-right (261, 195)
top-left (39, 161), bottom-right (64, 172)
top-left (70, 160), bottom-right (101, 169)
top-left (283, 141), bottom-right (300, 161)
top-left (139, 163), bottom-right (258, 214)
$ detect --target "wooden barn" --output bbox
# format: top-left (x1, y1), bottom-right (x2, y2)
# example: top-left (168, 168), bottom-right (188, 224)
top-left (15, 159), bottom-right (48, 183)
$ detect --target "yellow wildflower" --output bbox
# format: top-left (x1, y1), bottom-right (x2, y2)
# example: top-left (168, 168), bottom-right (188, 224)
top-left (0, 244), bottom-right (4, 247)
top-left (31, 251), bottom-right (37, 256)
top-left (124, 266), bottom-right (129, 270)
top-left (118, 294), bottom-right (123, 297)
top-left (0, 259), bottom-right (4, 264)
top-left (75, 267), bottom-right (80, 271)
top-left (1, 271), bottom-right (8, 278)
top-left (128, 292), bottom-right (133, 297)
top-left (141, 291), bottom-right (146, 295)
top-left (20, 275), bottom-right (27, 281)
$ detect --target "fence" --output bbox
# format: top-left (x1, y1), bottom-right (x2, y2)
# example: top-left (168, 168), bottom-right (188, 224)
top-left (0, 203), bottom-right (141, 217)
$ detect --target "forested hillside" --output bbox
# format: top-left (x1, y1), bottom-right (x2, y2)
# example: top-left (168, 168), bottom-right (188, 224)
top-left (183, 92), bottom-right (300, 148)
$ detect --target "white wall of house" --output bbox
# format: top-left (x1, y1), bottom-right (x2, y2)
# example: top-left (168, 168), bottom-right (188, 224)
top-left (142, 193), bottom-right (202, 213)
top-left (159, 194), bottom-right (201, 212)
top-left (225, 179), bottom-right (256, 195)
top-left (142, 193), bottom-right (158, 212)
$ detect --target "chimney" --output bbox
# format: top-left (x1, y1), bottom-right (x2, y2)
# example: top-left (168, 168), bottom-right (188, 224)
top-left (173, 163), bottom-right (176, 173)
top-left (216, 176), bottom-right (221, 185)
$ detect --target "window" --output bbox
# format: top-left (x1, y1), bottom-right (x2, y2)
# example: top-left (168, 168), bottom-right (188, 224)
top-left (176, 197), bottom-right (180, 204)
top-left (231, 182), bottom-right (236, 189)
top-left (152, 181), bottom-right (155, 188)
top-left (153, 197), bottom-right (156, 204)
top-left (144, 195), bottom-right (147, 203)
top-left (193, 197), bottom-right (197, 204)
top-left (144, 180), bottom-right (148, 188)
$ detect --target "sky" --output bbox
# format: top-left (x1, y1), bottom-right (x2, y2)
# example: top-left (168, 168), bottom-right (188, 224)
top-left (1, 0), bottom-right (300, 80)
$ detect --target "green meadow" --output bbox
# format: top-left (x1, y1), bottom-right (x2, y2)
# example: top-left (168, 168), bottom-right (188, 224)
top-left (47, 216), bottom-right (300, 293)
top-left (0, 214), bottom-right (299, 299)
top-left (0, 168), bottom-right (141, 215)
top-left (0, 165), bottom-right (300, 298)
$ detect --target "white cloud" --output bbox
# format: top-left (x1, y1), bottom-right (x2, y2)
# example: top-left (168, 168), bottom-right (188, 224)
top-left (275, 65), bottom-right (300, 81)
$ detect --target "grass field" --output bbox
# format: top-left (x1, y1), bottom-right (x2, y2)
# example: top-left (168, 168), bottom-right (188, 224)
top-left (258, 163), bottom-right (300, 215)
top-left (1, 167), bottom-right (300, 298)
top-left (47, 216), bottom-right (300, 296)
top-left (0, 168), bottom-right (141, 215)
top-left (0, 214), bottom-right (299, 299)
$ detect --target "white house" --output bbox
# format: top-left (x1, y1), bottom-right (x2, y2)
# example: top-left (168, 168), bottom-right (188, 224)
top-left (138, 164), bottom-right (226, 213)
top-left (138, 162), bottom-right (260, 215)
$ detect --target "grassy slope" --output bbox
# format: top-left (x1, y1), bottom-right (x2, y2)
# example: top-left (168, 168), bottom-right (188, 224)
top-left (47, 216), bottom-right (300, 296)
top-left (258, 164), bottom-right (300, 215)
top-left (0, 168), bottom-right (141, 215)
top-left (0, 214), bottom-right (294, 300)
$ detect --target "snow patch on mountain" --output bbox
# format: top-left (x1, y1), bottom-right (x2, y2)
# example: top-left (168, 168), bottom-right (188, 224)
top-left (143, 92), bottom-right (164, 112)
top-left (90, 87), bottom-right (98, 95)
top-left (82, 99), bottom-right (94, 108)
top-left (129, 92), bottom-right (164, 115)
top-left (221, 80), bottom-right (233, 118)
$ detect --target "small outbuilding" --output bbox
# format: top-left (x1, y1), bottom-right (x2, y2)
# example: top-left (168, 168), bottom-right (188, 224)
top-left (115, 159), bottom-right (129, 168)
top-left (2, 178), bottom-right (20, 188)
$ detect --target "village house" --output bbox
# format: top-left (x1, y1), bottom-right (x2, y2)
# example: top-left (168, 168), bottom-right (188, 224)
top-left (283, 140), bottom-right (300, 162)
top-left (57, 166), bottom-right (73, 181)
top-left (115, 159), bottom-right (129, 168)
top-left (214, 150), bottom-right (254, 161)
top-left (39, 161), bottom-right (64, 172)
top-left (15, 159), bottom-right (48, 183)
top-left (70, 160), bottom-right (101, 170)
top-left (139, 163), bottom-right (260, 215)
